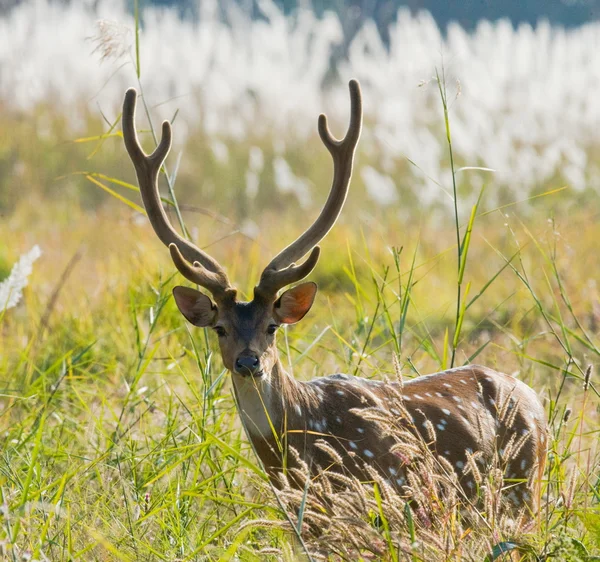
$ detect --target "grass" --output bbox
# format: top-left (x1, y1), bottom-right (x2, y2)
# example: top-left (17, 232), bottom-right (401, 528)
top-left (1, 186), bottom-right (599, 559)
top-left (0, 33), bottom-right (599, 559)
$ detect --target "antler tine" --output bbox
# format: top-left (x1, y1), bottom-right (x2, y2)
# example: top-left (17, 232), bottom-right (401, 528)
top-left (255, 80), bottom-right (362, 299)
top-left (317, 79), bottom-right (362, 153)
top-left (255, 247), bottom-right (321, 298)
top-left (169, 244), bottom-right (233, 296)
top-left (122, 88), bottom-right (235, 299)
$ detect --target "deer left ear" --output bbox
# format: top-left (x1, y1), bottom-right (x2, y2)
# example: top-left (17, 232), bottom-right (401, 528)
top-left (173, 286), bottom-right (218, 327)
top-left (274, 282), bottom-right (318, 324)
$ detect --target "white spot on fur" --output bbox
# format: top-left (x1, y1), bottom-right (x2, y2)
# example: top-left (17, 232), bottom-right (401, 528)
top-left (460, 379), bottom-right (467, 385)
top-left (402, 395), bottom-right (411, 401)
top-left (349, 441), bottom-right (358, 450)
top-left (389, 467), bottom-right (397, 476)
top-left (442, 409), bottom-right (451, 416)
top-left (520, 459), bottom-right (527, 470)
top-left (436, 392), bottom-right (444, 398)
top-left (295, 404), bottom-right (302, 416)
top-left (357, 428), bottom-right (365, 434)
top-left (456, 461), bottom-right (464, 469)
top-left (396, 477), bottom-right (406, 486)
top-left (336, 390), bottom-right (345, 396)
top-left (436, 424), bottom-right (445, 431)
top-left (414, 394), bottom-right (423, 400)
top-left (336, 416), bottom-right (342, 424)
top-left (364, 449), bottom-right (374, 458)
top-left (443, 383), bottom-right (452, 388)
top-left (453, 396), bottom-right (462, 403)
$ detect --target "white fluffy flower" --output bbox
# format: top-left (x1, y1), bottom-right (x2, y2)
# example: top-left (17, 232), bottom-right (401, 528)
top-left (0, 245), bottom-right (42, 312)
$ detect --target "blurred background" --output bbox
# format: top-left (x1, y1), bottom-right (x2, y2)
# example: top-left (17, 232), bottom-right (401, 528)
top-left (1, 0), bottom-right (599, 218)
top-left (2, 0), bottom-right (600, 311)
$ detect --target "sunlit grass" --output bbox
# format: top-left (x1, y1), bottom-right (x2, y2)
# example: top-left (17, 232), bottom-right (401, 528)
top-left (1, 188), bottom-right (599, 558)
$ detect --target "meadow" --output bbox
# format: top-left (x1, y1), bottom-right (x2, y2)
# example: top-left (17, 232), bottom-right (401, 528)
top-left (0, 1), bottom-right (599, 560)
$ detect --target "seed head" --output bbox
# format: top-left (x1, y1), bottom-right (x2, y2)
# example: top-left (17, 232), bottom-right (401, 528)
top-left (583, 365), bottom-right (593, 392)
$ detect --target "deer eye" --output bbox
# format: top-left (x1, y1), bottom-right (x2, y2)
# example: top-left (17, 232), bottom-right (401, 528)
top-left (213, 326), bottom-right (227, 337)
top-left (266, 324), bottom-right (278, 335)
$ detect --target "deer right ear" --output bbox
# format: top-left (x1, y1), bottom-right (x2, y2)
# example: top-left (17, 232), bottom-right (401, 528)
top-left (172, 286), bottom-right (217, 327)
top-left (274, 282), bottom-right (318, 324)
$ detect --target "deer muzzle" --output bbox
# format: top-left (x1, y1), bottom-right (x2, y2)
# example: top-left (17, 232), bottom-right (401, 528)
top-left (234, 352), bottom-right (262, 377)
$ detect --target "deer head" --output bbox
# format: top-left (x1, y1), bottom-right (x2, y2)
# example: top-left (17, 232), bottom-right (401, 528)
top-left (122, 82), bottom-right (362, 389)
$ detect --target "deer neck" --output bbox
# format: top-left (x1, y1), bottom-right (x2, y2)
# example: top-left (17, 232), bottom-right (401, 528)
top-left (230, 358), bottom-right (299, 441)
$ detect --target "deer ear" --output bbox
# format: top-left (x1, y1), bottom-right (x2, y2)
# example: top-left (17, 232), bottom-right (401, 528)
top-left (173, 286), bottom-right (217, 327)
top-left (274, 282), bottom-right (317, 324)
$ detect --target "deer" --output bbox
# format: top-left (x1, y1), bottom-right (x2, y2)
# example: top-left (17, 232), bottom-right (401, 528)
top-left (122, 80), bottom-right (547, 514)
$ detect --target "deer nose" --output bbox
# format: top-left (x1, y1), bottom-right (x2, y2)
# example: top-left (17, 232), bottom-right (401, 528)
top-left (235, 353), bottom-right (261, 376)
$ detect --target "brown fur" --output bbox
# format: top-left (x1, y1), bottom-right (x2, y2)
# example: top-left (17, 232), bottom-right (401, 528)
top-left (174, 281), bottom-right (547, 511)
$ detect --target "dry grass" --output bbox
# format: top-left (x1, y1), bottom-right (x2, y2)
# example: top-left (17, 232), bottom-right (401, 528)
top-left (1, 193), bottom-right (599, 560)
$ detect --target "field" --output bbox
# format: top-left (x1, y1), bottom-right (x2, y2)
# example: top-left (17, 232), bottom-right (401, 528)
top-left (1, 1), bottom-right (600, 560)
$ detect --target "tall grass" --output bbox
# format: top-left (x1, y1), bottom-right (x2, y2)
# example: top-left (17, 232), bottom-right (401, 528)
top-left (1, 197), bottom-right (600, 559)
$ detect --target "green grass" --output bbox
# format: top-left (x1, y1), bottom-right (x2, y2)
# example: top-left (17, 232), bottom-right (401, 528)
top-left (1, 189), bottom-right (599, 559)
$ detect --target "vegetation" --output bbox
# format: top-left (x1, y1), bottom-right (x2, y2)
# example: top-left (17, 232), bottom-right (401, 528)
top-left (1, 105), bottom-right (599, 560)
top-left (0, 2), bottom-right (599, 560)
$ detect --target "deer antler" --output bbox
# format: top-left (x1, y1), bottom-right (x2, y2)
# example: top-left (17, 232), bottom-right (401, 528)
top-left (254, 79), bottom-right (362, 300)
top-left (122, 89), bottom-right (235, 301)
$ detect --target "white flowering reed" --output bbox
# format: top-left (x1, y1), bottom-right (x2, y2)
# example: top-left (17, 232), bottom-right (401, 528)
top-left (0, 245), bottom-right (42, 312)
top-left (0, 1), bottom-right (599, 205)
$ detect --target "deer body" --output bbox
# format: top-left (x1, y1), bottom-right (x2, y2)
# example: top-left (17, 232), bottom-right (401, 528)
top-left (234, 361), bottom-right (546, 509)
top-left (122, 80), bottom-right (547, 512)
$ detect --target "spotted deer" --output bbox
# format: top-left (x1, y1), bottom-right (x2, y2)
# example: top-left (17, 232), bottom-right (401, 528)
top-left (122, 80), bottom-right (547, 512)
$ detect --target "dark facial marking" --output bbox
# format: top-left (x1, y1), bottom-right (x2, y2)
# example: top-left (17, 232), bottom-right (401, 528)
top-left (230, 300), bottom-right (272, 343)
